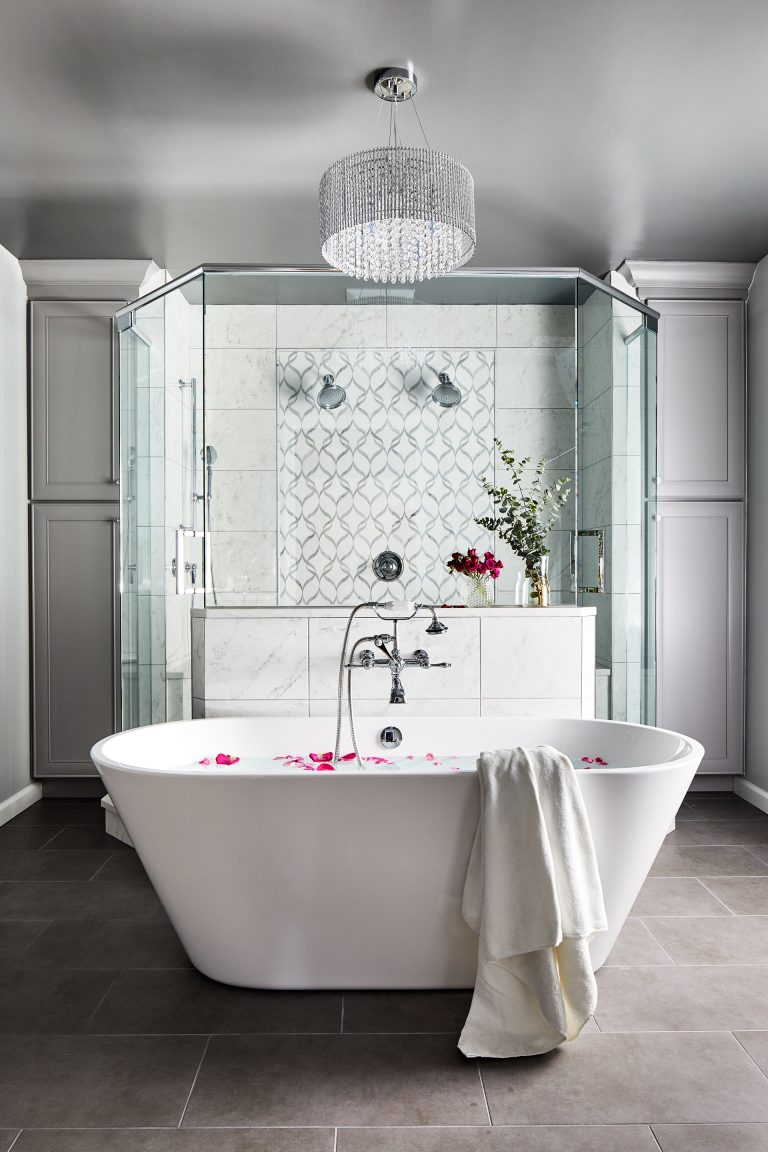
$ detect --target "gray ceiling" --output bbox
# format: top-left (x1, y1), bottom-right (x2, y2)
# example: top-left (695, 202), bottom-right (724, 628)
top-left (2, 0), bottom-right (768, 276)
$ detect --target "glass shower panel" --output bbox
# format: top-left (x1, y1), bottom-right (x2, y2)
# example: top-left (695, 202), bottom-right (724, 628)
top-left (576, 283), bottom-right (656, 723)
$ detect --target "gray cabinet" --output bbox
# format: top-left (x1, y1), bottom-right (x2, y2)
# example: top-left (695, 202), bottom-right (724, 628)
top-left (31, 504), bottom-right (119, 777)
top-left (655, 299), bottom-right (745, 500)
top-left (657, 502), bottom-right (744, 774)
top-left (30, 299), bottom-right (123, 501)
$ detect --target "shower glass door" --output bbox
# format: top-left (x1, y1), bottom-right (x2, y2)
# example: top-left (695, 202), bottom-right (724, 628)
top-left (118, 275), bottom-right (203, 728)
top-left (577, 282), bottom-right (658, 723)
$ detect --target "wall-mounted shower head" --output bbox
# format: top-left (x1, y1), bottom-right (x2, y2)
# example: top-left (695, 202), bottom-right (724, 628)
top-left (430, 372), bottom-right (462, 408)
top-left (318, 372), bottom-right (346, 410)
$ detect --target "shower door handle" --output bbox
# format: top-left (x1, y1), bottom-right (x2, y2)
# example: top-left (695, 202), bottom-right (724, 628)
top-left (573, 528), bottom-right (605, 594)
top-left (174, 528), bottom-right (206, 595)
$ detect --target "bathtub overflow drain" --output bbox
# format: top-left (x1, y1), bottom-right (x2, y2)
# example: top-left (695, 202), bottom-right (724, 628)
top-left (380, 726), bottom-right (403, 749)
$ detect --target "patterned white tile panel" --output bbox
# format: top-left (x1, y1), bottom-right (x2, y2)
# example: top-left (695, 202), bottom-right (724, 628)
top-left (276, 305), bottom-right (386, 348)
top-left (308, 615), bottom-right (480, 701)
top-left (205, 409), bottom-right (276, 471)
top-left (277, 349), bottom-right (495, 605)
top-left (205, 305), bottom-right (276, 348)
top-left (204, 349), bottom-right (276, 409)
top-left (480, 616), bottom-right (582, 699)
top-left (203, 617), bottom-right (308, 700)
top-left (496, 348), bottom-right (575, 409)
top-left (497, 305), bottom-right (575, 348)
top-left (213, 470), bottom-right (277, 531)
top-left (386, 304), bottom-right (495, 348)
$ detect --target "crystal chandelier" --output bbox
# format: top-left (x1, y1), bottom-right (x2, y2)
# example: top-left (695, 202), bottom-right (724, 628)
top-left (320, 66), bottom-right (476, 283)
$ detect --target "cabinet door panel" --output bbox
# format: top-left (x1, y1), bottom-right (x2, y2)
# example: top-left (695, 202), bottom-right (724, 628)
top-left (32, 504), bottom-right (119, 776)
top-left (655, 300), bottom-right (744, 498)
top-left (30, 300), bottom-right (123, 500)
top-left (657, 502), bottom-right (743, 773)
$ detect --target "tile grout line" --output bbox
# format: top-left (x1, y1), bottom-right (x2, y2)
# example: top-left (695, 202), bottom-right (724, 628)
top-left (88, 854), bottom-right (117, 881)
top-left (637, 917), bottom-right (677, 965)
top-left (177, 1035), bottom-right (211, 1128)
top-left (696, 877), bottom-right (740, 915)
top-left (732, 1031), bottom-right (768, 1086)
top-left (82, 971), bottom-right (121, 1032)
top-left (648, 1124), bottom-right (664, 1151)
top-left (476, 1060), bottom-right (493, 1125)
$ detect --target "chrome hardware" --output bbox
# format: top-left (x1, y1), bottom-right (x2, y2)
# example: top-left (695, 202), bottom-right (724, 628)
top-left (573, 528), bottom-right (605, 595)
top-left (380, 726), bottom-right (403, 749)
top-left (372, 551), bottom-right (403, 581)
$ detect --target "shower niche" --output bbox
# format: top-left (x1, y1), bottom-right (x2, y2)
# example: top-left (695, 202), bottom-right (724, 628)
top-left (118, 268), bottom-right (657, 730)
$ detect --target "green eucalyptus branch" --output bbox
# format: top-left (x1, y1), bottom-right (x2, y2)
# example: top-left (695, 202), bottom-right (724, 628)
top-left (476, 437), bottom-right (571, 571)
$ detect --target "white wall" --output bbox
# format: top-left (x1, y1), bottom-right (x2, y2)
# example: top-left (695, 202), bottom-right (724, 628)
top-left (747, 257), bottom-right (768, 790)
top-left (0, 245), bottom-right (30, 803)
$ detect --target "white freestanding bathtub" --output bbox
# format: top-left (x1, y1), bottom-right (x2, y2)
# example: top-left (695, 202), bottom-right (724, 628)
top-left (92, 716), bottom-right (703, 988)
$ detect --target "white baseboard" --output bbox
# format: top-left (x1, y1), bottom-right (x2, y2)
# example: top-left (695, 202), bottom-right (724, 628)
top-left (734, 777), bottom-right (768, 816)
top-left (0, 782), bottom-right (43, 826)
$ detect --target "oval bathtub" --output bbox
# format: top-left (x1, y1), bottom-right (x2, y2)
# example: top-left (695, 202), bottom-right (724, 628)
top-left (92, 716), bottom-right (703, 989)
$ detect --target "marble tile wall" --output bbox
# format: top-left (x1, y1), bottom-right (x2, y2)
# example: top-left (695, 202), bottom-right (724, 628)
top-left (203, 302), bottom-right (579, 607)
top-left (191, 608), bottom-right (596, 723)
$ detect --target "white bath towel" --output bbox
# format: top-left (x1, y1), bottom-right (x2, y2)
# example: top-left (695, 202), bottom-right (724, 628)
top-left (458, 745), bottom-right (607, 1058)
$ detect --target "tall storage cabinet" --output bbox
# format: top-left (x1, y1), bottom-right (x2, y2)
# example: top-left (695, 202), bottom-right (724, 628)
top-left (23, 261), bottom-right (158, 790)
top-left (620, 261), bottom-right (752, 778)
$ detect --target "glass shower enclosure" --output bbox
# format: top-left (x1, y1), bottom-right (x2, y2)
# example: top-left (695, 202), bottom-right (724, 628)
top-left (117, 267), bottom-right (658, 730)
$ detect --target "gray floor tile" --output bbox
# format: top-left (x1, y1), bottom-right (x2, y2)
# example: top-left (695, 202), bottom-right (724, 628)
top-left (342, 991), bottom-right (472, 1033)
top-left (0, 850), bottom-right (113, 881)
top-left (88, 968), bottom-right (341, 1033)
top-left (91, 853), bottom-right (151, 883)
top-left (22, 918), bottom-right (191, 969)
top-left (40, 826), bottom-right (132, 851)
top-left (652, 1124), bottom-right (768, 1152)
top-left (631, 878), bottom-right (731, 917)
top-left (603, 919), bottom-right (674, 966)
top-left (0, 921), bottom-right (49, 968)
top-left (666, 820), bottom-right (768, 847)
top-left (183, 1033), bottom-right (487, 1127)
top-left (0, 881), bottom-right (163, 919)
top-left (336, 1126), bottom-right (660, 1151)
top-left (0, 1133), bottom-right (17, 1152)
top-left (650, 846), bottom-right (768, 877)
top-left (0, 826), bottom-right (63, 850)
top-left (700, 876), bottom-right (768, 915)
top-left (643, 916), bottom-right (768, 964)
top-left (0, 1034), bottom-right (205, 1127)
top-left (0, 968), bottom-right (114, 1032)
top-left (682, 796), bottom-right (767, 821)
top-left (595, 965), bottom-right (768, 1031)
top-left (13, 1130), bottom-right (333, 1152)
top-left (9, 801), bottom-right (103, 826)
top-left (480, 1032), bottom-right (768, 1124)
top-left (736, 1031), bottom-right (768, 1076)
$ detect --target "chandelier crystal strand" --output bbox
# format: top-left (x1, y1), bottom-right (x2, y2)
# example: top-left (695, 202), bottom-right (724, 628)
top-left (319, 66), bottom-right (476, 283)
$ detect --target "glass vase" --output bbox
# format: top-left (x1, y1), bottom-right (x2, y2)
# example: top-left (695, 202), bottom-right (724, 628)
top-left (462, 573), bottom-right (493, 608)
top-left (526, 556), bottom-right (551, 607)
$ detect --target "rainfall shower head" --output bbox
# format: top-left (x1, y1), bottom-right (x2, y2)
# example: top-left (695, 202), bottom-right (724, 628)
top-left (431, 372), bottom-right (462, 408)
top-left (318, 372), bottom-right (346, 410)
